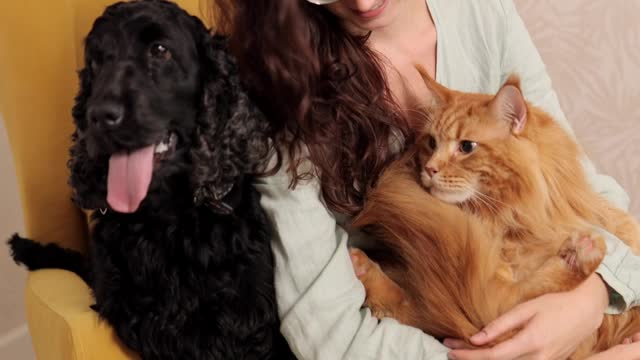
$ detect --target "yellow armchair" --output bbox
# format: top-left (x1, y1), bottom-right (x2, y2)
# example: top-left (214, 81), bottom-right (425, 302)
top-left (0, 1), bottom-right (209, 358)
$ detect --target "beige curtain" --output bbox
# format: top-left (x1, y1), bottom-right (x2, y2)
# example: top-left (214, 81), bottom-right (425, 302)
top-left (516, 0), bottom-right (640, 218)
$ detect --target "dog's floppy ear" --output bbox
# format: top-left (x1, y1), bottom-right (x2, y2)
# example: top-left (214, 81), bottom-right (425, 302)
top-left (67, 60), bottom-right (109, 211)
top-left (190, 34), bottom-right (271, 214)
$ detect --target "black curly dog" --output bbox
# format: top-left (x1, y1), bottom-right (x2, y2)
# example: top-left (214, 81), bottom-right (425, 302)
top-left (8, 1), bottom-right (293, 359)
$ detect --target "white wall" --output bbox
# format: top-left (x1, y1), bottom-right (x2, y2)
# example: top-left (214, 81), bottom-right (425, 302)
top-left (0, 113), bottom-right (34, 359)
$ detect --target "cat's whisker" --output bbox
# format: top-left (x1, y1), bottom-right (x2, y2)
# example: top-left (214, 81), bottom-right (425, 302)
top-left (476, 194), bottom-right (501, 214)
top-left (471, 195), bottom-right (499, 215)
top-left (474, 190), bottom-right (509, 209)
top-left (464, 186), bottom-right (501, 215)
top-left (463, 184), bottom-right (505, 207)
top-left (468, 196), bottom-right (498, 216)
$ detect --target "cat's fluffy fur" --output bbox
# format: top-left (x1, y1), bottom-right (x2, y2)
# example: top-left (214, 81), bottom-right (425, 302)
top-left (351, 68), bottom-right (640, 358)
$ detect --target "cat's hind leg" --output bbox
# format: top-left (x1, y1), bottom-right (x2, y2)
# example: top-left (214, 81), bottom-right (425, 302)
top-left (520, 230), bottom-right (606, 301)
top-left (558, 230), bottom-right (606, 277)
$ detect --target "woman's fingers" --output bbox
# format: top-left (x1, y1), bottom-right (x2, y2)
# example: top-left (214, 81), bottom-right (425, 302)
top-left (621, 333), bottom-right (640, 345)
top-left (586, 342), bottom-right (640, 360)
top-left (469, 303), bottom-right (535, 346)
top-left (449, 329), bottom-right (532, 360)
top-left (443, 338), bottom-right (477, 350)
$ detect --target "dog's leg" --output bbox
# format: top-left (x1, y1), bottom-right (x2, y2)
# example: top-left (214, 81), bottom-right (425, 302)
top-left (7, 234), bottom-right (90, 283)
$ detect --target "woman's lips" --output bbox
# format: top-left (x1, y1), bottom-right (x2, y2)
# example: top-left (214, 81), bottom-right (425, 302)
top-left (354, 0), bottom-right (389, 19)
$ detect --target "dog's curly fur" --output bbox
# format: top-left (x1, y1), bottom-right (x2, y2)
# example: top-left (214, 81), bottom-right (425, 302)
top-left (8, 1), bottom-right (292, 359)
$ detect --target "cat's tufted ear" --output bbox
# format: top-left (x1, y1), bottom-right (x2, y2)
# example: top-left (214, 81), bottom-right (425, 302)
top-left (415, 64), bottom-right (453, 108)
top-left (490, 75), bottom-right (527, 135)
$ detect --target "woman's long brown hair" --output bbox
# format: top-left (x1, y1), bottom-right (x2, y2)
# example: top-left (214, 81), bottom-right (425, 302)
top-left (209, 0), bottom-right (410, 215)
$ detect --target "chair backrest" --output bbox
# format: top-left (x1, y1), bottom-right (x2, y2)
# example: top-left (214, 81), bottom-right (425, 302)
top-left (0, 0), bottom-right (208, 252)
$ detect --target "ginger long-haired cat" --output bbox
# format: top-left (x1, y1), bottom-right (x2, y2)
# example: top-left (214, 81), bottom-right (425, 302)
top-left (350, 68), bottom-right (640, 358)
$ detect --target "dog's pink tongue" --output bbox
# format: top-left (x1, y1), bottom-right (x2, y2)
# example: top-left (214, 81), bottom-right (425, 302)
top-left (107, 146), bottom-right (154, 213)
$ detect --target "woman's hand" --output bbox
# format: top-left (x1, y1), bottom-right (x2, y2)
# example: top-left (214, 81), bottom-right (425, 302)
top-left (446, 273), bottom-right (609, 360)
top-left (584, 335), bottom-right (640, 360)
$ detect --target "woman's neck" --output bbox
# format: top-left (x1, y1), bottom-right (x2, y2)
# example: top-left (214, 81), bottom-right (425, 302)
top-left (368, 0), bottom-right (433, 50)
top-left (364, 0), bottom-right (437, 115)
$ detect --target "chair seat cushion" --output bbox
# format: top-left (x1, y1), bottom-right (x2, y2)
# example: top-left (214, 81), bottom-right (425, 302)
top-left (25, 270), bottom-right (137, 360)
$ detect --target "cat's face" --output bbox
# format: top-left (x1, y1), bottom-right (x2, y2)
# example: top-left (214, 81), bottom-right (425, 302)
top-left (416, 70), bottom-right (533, 207)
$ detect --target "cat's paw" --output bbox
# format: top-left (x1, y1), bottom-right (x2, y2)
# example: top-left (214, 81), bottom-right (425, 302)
top-left (559, 231), bottom-right (606, 276)
top-left (370, 307), bottom-right (397, 319)
top-left (349, 248), bottom-right (379, 280)
top-left (349, 248), bottom-right (409, 320)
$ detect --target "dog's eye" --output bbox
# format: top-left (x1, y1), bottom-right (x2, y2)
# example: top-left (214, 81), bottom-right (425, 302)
top-left (89, 60), bottom-right (99, 73)
top-left (149, 43), bottom-right (172, 60)
top-left (88, 55), bottom-right (103, 73)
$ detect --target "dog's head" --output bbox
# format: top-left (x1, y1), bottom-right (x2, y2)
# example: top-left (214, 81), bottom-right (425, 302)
top-left (69, 0), bottom-right (270, 214)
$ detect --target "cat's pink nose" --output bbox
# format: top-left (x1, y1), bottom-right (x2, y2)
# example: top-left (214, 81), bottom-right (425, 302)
top-left (426, 166), bottom-right (438, 177)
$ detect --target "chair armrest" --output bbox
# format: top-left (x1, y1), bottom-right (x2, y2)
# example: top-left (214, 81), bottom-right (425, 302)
top-left (24, 269), bottom-right (137, 360)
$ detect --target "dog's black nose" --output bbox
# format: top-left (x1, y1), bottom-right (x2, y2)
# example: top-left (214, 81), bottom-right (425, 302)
top-left (88, 103), bottom-right (124, 128)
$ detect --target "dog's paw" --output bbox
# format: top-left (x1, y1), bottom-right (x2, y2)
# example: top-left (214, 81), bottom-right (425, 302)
top-left (559, 231), bottom-right (606, 276)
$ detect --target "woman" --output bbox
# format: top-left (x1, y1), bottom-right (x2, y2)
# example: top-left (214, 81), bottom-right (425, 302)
top-left (211, 0), bottom-right (640, 358)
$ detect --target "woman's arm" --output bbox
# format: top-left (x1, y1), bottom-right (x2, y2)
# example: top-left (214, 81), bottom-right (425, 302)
top-left (254, 155), bottom-right (450, 360)
top-left (499, 0), bottom-right (639, 314)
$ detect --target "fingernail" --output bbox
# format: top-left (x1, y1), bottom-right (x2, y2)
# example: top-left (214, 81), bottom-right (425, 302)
top-left (443, 339), bottom-right (453, 347)
top-left (470, 330), bottom-right (487, 342)
top-left (448, 353), bottom-right (458, 360)
top-left (624, 338), bottom-right (631, 344)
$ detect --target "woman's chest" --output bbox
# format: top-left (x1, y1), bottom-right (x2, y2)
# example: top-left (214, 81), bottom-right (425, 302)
top-left (378, 34), bottom-right (438, 112)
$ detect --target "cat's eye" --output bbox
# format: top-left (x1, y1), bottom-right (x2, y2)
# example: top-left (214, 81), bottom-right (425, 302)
top-left (459, 140), bottom-right (477, 154)
top-left (149, 43), bottom-right (172, 60)
top-left (427, 135), bottom-right (437, 150)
